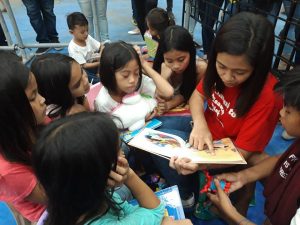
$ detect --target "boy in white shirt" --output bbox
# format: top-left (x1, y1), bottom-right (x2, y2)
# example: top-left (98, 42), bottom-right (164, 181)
top-left (67, 12), bottom-right (102, 81)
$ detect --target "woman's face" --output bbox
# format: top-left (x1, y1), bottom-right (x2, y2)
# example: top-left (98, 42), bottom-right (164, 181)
top-left (163, 49), bottom-right (190, 75)
top-left (69, 62), bottom-right (90, 98)
top-left (115, 59), bottom-right (140, 96)
top-left (25, 73), bottom-right (47, 125)
top-left (216, 53), bottom-right (254, 87)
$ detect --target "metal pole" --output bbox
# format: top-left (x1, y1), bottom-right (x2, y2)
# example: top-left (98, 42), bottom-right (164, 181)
top-left (2, 0), bottom-right (27, 60)
top-left (273, 0), bottom-right (297, 69)
top-left (91, 0), bottom-right (100, 41)
top-left (0, 11), bottom-right (13, 45)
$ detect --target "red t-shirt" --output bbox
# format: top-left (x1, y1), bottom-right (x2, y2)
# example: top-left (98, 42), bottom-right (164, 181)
top-left (0, 153), bottom-right (45, 222)
top-left (196, 74), bottom-right (282, 152)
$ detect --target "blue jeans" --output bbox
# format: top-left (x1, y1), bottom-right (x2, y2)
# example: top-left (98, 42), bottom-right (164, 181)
top-left (156, 116), bottom-right (192, 133)
top-left (131, 0), bottom-right (137, 21)
top-left (201, 0), bottom-right (225, 55)
top-left (280, 1), bottom-right (300, 56)
top-left (77, 0), bottom-right (109, 41)
top-left (22, 0), bottom-right (58, 43)
top-left (0, 26), bottom-right (7, 46)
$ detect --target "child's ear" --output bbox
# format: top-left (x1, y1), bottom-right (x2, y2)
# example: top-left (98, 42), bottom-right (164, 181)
top-left (69, 30), bottom-right (73, 35)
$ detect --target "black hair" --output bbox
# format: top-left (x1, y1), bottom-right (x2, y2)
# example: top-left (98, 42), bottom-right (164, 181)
top-left (146, 7), bottom-right (175, 40)
top-left (100, 41), bottom-right (142, 93)
top-left (32, 112), bottom-right (121, 225)
top-left (31, 53), bottom-right (83, 118)
top-left (275, 66), bottom-right (300, 111)
top-left (204, 12), bottom-right (274, 117)
top-left (67, 12), bottom-right (88, 30)
top-left (0, 53), bottom-right (37, 165)
top-left (153, 25), bottom-right (197, 101)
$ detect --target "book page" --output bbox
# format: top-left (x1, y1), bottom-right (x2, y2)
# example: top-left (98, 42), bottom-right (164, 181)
top-left (129, 129), bottom-right (246, 164)
top-left (129, 128), bottom-right (187, 159)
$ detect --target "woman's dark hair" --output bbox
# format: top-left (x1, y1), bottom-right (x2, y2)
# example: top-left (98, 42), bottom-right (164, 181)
top-left (32, 112), bottom-right (121, 225)
top-left (204, 12), bottom-right (274, 117)
top-left (100, 41), bottom-right (142, 93)
top-left (31, 53), bottom-right (81, 118)
top-left (146, 7), bottom-right (175, 39)
top-left (0, 53), bottom-right (37, 165)
top-left (275, 66), bottom-right (300, 111)
top-left (153, 25), bottom-right (197, 101)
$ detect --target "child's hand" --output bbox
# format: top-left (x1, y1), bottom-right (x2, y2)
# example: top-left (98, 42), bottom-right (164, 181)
top-left (133, 45), bottom-right (142, 55)
top-left (157, 99), bottom-right (170, 115)
top-left (107, 156), bottom-right (131, 187)
top-left (161, 63), bottom-right (172, 80)
top-left (145, 108), bottom-right (157, 121)
top-left (215, 172), bottom-right (246, 193)
top-left (161, 217), bottom-right (192, 225)
top-left (207, 178), bottom-right (237, 218)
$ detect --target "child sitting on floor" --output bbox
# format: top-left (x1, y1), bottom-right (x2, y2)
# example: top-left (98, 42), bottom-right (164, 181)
top-left (67, 12), bottom-right (104, 83)
top-left (142, 7), bottom-right (175, 59)
top-left (94, 41), bottom-right (173, 131)
top-left (31, 53), bottom-right (90, 119)
top-left (33, 112), bottom-right (192, 225)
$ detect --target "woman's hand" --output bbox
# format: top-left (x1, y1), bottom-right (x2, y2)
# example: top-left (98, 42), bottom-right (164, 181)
top-left (169, 156), bottom-right (201, 175)
top-left (189, 125), bottom-right (214, 154)
top-left (215, 172), bottom-right (246, 193)
top-left (107, 156), bottom-right (131, 187)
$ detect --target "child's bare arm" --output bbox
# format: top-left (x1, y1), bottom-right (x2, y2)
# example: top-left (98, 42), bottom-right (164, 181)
top-left (125, 168), bottom-right (160, 209)
top-left (142, 61), bottom-right (174, 99)
top-left (157, 94), bottom-right (185, 115)
top-left (25, 183), bottom-right (47, 204)
top-left (82, 62), bottom-right (100, 70)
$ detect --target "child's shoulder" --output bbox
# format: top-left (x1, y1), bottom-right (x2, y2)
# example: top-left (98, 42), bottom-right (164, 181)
top-left (94, 86), bottom-right (119, 112)
top-left (68, 39), bottom-right (85, 51)
top-left (67, 103), bottom-right (87, 116)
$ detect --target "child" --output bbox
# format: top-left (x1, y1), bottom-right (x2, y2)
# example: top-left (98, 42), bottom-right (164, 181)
top-left (208, 67), bottom-right (300, 225)
top-left (143, 8), bottom-right (175, 59)
top-left (94, 41), bottom-right (174, 131)
top-left (153, 25), bottom-right (207, 116)
top-left (32, 112), bottom-right (191, 225)
top-left (0, 51), bottom-right (47, 222)
top-left (67, 12), bottom-right (102, 82)
top-left (157, 12), bottom-right (281, 214)
top-left (146, 7), bottom-right (175, 41)
top-left (31, 53), bottom-right (90, 119)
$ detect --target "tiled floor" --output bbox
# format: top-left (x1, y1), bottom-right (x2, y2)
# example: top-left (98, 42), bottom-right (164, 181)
top-left (0, 0), bottom-right (295, 224)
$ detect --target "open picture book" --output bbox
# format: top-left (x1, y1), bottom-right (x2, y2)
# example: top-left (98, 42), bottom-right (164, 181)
top-left (128, 128), bottom-right (247, 164)
top-left (120, 119), bottom-right (162, 143)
